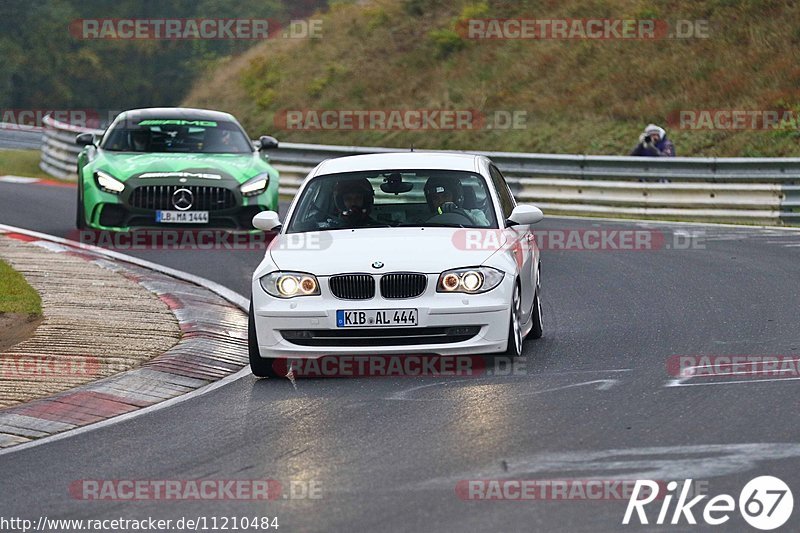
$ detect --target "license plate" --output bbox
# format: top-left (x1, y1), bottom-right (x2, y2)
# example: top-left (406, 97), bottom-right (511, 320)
top-left (337, 309), bottom-right (418, 327)
top-left (156, 210), bottom-right (209, 223)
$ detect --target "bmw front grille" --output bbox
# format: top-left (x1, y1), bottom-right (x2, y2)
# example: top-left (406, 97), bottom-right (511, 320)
top-left (328, 273), bottom-right (427, 300)
top-left (329, 274), bottom-right (376, 300)
top-left (380, 273), bottom-right (427, 299)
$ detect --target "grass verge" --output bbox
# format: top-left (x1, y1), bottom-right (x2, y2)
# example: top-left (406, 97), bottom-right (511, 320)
top-left (184, 0), bottom-right (800, 157)
top-left (0, 259), bottom-right (42, 315)
top-left (0, 150), bottom-right (50, 180)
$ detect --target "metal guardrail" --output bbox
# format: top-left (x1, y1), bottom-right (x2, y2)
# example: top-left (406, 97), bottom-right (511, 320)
top-left (38, 117), bottom-right (104, 180)
top-left (0, 124), bottom-right (45, 150)
top-left (37, 115), bottom-right (800, 225)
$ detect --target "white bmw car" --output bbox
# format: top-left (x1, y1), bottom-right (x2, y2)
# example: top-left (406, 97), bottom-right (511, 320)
top-left (248, 152), bottom-right (544, 377)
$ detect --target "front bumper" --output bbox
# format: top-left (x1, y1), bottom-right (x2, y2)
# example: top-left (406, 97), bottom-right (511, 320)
top-left (83, 176), bottom-right (277, 231)
top-left (251, 274), bottom-right (513, 359)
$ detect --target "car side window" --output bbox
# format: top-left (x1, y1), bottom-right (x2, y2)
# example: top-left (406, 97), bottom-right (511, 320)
top-left (489, 165), bottom-right (515, 221)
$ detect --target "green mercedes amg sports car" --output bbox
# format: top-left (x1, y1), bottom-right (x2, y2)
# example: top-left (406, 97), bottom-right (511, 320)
top-left (75, 107), bottom-right (280, 231)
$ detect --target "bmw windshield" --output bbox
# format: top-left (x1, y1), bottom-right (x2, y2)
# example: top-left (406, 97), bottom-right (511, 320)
top-left (100, 118), bottom-right (253, 154)
top-left (286, 170), bottom-right (499, 233)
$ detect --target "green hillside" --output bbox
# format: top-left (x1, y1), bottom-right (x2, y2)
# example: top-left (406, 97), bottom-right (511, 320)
top-left (184, 0), bottom-right (800, 156)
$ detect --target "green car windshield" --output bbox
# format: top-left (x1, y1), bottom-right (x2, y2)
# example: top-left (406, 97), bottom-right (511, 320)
top-left (101, 118), bottom-right (253, 154)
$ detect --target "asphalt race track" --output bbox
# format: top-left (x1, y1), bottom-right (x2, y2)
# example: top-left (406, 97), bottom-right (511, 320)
top-left (1, 179), bottom-right (800, 531)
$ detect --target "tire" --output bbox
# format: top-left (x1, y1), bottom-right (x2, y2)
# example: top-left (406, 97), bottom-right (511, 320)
top-left (248, 300), bottom-right (280, 378)
top-left (504, 283), bottom-right (523, 357)
top-left (526, 288), bottom-right (543, 340)
top-left (76, 177), bottom-right (86, 229)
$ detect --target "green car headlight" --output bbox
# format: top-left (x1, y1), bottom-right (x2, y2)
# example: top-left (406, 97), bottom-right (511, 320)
top-left (240, 173), bottom-right (270, 197)
top-left (260, 271), bottom-right (320, 298)
top-left (94, 170), bottom-right (125, 194)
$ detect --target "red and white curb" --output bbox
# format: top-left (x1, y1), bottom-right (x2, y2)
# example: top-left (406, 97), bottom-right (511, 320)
top-left (0, 225), bottom-right (252, 452)
top-left (0, 175), bottom-right (74, 187)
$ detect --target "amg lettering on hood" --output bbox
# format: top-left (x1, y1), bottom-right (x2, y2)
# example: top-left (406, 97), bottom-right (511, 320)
top-left (137, 119), bottom-right (218, 127)
top-left (138, 172), bottom-right (222, 180)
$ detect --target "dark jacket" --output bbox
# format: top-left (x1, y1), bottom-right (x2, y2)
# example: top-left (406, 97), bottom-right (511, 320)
top-left (631, 129), bottom-right (675, 157)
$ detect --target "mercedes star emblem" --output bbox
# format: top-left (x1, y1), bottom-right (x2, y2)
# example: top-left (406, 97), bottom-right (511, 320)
top-left (172, 188), bottom-right (193, 211)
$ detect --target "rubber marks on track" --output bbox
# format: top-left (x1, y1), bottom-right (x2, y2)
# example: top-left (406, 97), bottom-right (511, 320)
top-left (416, 443), bottom-right (800, 490)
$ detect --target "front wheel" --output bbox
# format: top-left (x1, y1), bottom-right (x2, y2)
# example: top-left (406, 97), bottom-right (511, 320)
top-left (76, 177), bottom-right (86, 229)
top-left (526, 288), bottom-right (543, 340)
top-left (248, 300), bottom-right (280, 378)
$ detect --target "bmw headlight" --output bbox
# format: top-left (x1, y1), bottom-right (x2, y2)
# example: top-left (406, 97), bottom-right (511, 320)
top-left (260, 271), bottom-right (320, 298)
top-left (94, 170), bottom-right (125, 194)
top-left (437, 267), bottom-right (504, 294)
top-left (240, 173), bottom-right (270, 197)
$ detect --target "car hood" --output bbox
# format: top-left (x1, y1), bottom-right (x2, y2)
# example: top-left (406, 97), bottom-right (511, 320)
top-left (268, 227), bottom-right (509, 276)
top-left (94, 151), bottom-right (268, 183)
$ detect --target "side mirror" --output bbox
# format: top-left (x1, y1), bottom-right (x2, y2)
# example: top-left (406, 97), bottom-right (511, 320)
top-left (506, 204), bottom-right (544, 226)
top-left (252, 210), bottom-right (282, 231)
top-left (258, 135), bottom-right (279, 150)
top-left (75, 132), bottom-right (95, 146)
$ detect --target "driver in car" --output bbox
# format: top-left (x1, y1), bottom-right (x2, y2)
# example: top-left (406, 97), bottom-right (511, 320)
top-left (322, 178), bottom-right (380, 228)
top-left (130, 129), bottom-right (150, 151)
top-left (424, 177), bottom-right (489, 226)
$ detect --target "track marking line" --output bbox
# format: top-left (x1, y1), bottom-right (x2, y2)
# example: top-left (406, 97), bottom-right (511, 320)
top-left (665, 376), bottom-right (800, 388)
top-left (534, 368), bottom-right (631, 375)
top-left (414, 443), bottom-right (800, 489)
top-left (0, 175), bottom-right (40, 183)
top-left (386, 377), bottom-right (620, 401)
top-left (665, 359), bottom-right (800, 388)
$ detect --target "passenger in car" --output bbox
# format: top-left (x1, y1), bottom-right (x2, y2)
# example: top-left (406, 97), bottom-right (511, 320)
top-left (423, 176), bottom-right (490, 226)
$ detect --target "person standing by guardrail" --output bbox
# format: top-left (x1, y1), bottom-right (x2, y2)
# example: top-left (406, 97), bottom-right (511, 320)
top-left (630, 124), bottom-right (675, 157)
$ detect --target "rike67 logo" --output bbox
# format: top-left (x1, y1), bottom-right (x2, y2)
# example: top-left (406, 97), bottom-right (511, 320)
top-left (623, 476), bottom-right (793, 530)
